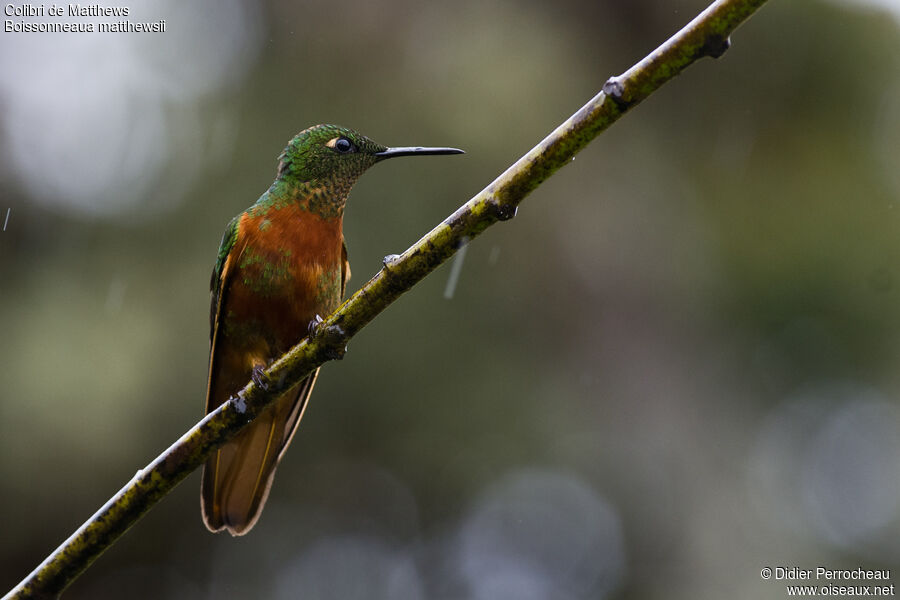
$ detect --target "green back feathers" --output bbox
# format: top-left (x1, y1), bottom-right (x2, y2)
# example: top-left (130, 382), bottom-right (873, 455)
top-left (210, 215), bottom-right (240, 336)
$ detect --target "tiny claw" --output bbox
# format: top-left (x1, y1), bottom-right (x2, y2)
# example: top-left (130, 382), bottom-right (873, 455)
top-left (308, 314), bottom-right (325, 337)
top-left (251, 365), bottom-right (271, 391)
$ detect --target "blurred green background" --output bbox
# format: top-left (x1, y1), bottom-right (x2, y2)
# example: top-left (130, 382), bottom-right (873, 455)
top-left (2, 0), bottom-right (900, 598)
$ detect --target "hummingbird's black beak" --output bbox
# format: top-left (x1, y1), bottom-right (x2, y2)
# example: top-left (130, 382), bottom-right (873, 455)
top-left (375, 146), bottom-right (465, 160)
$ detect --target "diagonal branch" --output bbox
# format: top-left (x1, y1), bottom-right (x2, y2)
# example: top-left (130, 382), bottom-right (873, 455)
top-left (4, 0), bottom-right (769, 597)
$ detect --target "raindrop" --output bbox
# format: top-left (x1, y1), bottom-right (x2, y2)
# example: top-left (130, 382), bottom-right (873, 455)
top-left (444, 237), bottom-right (469, 299)
top-left (488, 246), bottom-right (501, 265)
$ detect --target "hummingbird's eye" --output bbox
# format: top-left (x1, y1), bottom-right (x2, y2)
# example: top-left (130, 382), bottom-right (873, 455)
top-left (334, 137), bottom-right (354, 153)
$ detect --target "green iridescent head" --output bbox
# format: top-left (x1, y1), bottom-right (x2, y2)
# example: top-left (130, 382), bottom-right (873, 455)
top-left (276, 124), bottom-right (464, 188)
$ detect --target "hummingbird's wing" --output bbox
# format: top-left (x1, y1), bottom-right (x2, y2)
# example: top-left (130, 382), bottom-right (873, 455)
top-left (341, 240), bottom-right (350, 295)
top-left (209, 215), bottom-right (240, 338)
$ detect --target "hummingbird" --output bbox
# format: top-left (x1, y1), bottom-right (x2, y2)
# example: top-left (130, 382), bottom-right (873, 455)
top-left (200, 124), bottom-right (463, 535)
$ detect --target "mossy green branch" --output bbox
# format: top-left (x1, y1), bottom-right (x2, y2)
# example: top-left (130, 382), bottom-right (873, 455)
top-left (4, 0), bottom-right (769, 597)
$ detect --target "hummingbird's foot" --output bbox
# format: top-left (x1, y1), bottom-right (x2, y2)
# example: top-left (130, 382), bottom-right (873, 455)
top-left (307, 314), bottom-right (325, 338)
top-left (308, 316), bottom-right (348, 360)
top-left (251, 365), bottom-right (271, 391)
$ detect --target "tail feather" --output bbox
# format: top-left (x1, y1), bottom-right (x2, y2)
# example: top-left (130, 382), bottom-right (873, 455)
top-left (201, 370), bottom-right (318, 535)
